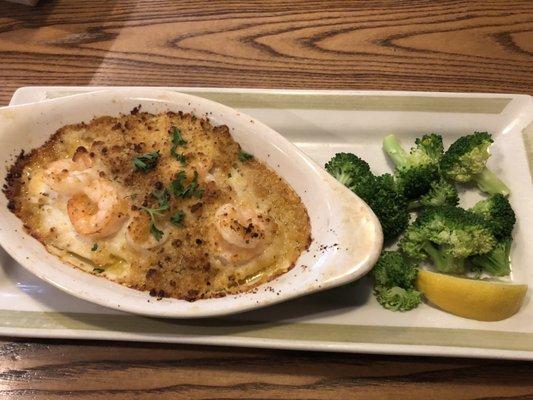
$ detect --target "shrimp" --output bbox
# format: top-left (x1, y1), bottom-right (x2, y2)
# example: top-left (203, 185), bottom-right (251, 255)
top-left (67, 178), bottom-right (128, 239)
top-left (211, 203), bottom-right (275, 265)
top-left (42, 147), bottom-right (93, 195)
top-left (126, 210), bottom-right (168, 251)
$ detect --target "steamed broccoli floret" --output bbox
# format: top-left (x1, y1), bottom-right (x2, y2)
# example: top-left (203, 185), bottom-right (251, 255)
top-left (440, 132), bottom-right (510, 196)
top-left (376, 287), bottom-right (423, 312)
top-left (470, 194), bottom-right (516, 240)
top-left (382, 133), bottom-right (443, 199)
top-left (408, 179), bottom-right (459, 210)
top-left (400, 206), bottom-right (497, 274)
top-left (325, 153), bottom-right (409, 241)
top-left (373, 251), bottom-right (422, 312)
top-left (469, 195), bottom-right (515, 276)
top-left (323, 152), bottom-right (371, 191)
top-left (471, 239), bottom-right (512, 277)
top-left (373, 251), bottom-right (418, 288)
top-left (370, 174), bottom-right (410, 241)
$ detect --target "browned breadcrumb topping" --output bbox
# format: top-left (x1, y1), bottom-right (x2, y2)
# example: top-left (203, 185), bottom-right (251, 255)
top-left (4, 110), bottom-right (311, 301)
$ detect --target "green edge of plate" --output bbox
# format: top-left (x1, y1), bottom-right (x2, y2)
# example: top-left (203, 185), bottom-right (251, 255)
top-left (46, 90), bottom-right (512, 114)
top-left (0, 310), bottom-right (532, 351)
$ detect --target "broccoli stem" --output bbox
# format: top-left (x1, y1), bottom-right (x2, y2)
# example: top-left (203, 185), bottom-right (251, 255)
top-left (383, 134), bottom-right (408, 167)
top-left (471, 239), bottom-right (511, 276)
top-left (422, 241), bottom-right (465, 274)
top-left (407, 200), bottom-right (421, 210)
top-left (335, 171), bottom-right (353, 187)
top-left (475, 167), bottom-right (510, 196)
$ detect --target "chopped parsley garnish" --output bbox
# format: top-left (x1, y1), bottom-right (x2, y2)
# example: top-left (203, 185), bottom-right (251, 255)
top-left (93, 267), bottom-right (105, 273)
top-left (170, 210), bottom-right (185, 227)
top-left (141, 188), bottom-right (170, 241)
top-left (238, 150), bottom-right (253, 162)
top-left (171, 126), bottom-right (187, 146)
top-left (150, 223), bottom-right (164, 242)
top-left (152, 188), bottom-right (170, 209)
top-left (133, 151), bottom-right (159, 172)
top-left (172, 152), bottom-right (187, 165)
top-left (171, 170), bottom-right (204, 199)
top-left (170, 126), bottom-right (187, 165)
top-left (91, 243), bottom-right (98, 251)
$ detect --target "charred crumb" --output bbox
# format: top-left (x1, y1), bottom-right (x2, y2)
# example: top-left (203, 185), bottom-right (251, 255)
top-left (317, 243), bottom-right (339, 252)
top-left (146, 268), bottom-right (157, 279)
top-left (73, 146), bottom-right (88, 158)
top-left (130, 105), bottom-right (141, 115)
top-left (185, 289), bottom-right (199, 301)
top-left (190, 202), bottom-right (203, 213)
top-left (4, 149), bottom-right (32, 212)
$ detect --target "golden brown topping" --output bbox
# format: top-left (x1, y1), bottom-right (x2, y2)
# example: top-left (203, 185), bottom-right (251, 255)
top-left (4, 111), bottom-right (310, 301)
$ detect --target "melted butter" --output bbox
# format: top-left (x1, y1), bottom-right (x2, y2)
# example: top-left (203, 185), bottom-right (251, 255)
top-left (66, 251), bottom-right (128, 279)
top-left (238, 269), bottom-right (268, 286)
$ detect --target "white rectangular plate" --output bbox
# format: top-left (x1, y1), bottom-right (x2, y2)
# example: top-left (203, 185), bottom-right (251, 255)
top-left (1, 86), bottom-right (532, 360)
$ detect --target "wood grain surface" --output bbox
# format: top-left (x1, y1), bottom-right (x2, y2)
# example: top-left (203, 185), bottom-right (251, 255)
top-left (0, 1), bottom-right (532, 399)
top-left (1, 0), bottom-right (532, 106)
top-left (1, 339), bottom-right (533, 400)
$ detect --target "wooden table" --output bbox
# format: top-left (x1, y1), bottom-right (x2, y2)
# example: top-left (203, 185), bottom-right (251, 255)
top-left (0, 1), bottom-right (532, 398)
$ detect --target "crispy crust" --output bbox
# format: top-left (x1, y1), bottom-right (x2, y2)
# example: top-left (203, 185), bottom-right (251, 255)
top-left (4, 109), bottom-right (312, 301)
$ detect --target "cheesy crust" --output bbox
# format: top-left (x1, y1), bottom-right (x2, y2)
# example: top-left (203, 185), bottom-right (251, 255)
top-left (4, 109), bottom-right (311, 301)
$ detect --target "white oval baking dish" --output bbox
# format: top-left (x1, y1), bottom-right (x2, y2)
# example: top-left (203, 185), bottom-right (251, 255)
top-left (0, 89), bottom-right (382, 318)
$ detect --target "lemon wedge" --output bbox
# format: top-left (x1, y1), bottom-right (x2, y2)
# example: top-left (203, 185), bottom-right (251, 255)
top-left (416, 269), bottom-right (527, 321)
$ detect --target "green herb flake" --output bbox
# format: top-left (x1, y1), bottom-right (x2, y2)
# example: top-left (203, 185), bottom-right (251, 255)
top-left (141, 188), bottom-right (170, 241)
top-left (171, 170), bottom-right (204, 199)
top-left (152, 188), bottom-right (170, 210)
top-left (91, 243), bottom-right (98, 251)
top-left (170, 126), bottom-right (188, 164)
top-left (150, 223), bottom-right (164, 242)
top-left (132, 151), bottom-right (159, 172)
top-left (93, 268), bottom-right (105, 273)
top-left (172, 152), bottom-right (187, 165)
top-left (170, 210), bottom-right (186, 227)
top-left (171, 126), bottom-right (187, 146)
top-left (238, 151), bottom-right (253, 162)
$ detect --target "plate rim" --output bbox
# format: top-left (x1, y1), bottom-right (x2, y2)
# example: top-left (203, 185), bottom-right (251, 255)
top-left (1, 86), bottom-right (532, 360)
